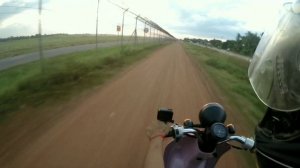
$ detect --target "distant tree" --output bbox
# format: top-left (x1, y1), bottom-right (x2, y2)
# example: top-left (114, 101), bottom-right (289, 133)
top-left (222, 40), bottom-right (236, 50)
top-left (183, 38), bottom-right (190, 42)
top-left (183, 31), bottom-right (260, 57)
top-left (236, 33), bottom-right (241, 41)
top-left (239, 31), bottom-right (261, 56)
top-left (210, 39), bottom-right (222, 48)
top-left (226, 31), bottom-right (261, 56)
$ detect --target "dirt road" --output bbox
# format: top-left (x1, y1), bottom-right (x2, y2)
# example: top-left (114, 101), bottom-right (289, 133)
top-left (1, 43), bottom-right (244, 168)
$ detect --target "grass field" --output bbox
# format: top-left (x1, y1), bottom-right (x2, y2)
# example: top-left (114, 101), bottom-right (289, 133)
top-left (0, 34), bottom-right (145, 59)
top-left (0, 42), bottom-right (166, 122)
top-left (184, 43), bottom-right (265, 126)
top-left (183, 43), bottom-right (265, 168)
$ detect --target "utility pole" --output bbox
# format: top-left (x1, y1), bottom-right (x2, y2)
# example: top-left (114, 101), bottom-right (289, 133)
top-left (149, 26), bottom-right (152, 42)
top-left (143, 21), bottom-right (146, 45)
top-left (134, 16), bottom-right (139, 45)
top-left (96, 0), bottom-right (100, 49)
top-left (121, 8), bottom-right (129, 49)
top-left (38, 0), bottom-right (44, 72)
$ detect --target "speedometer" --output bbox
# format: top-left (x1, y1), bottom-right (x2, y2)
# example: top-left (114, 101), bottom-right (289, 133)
top-left (211, 123), bottom-right (228, 141)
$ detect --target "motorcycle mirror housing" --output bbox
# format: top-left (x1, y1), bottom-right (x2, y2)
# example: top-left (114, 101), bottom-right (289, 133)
top-left (157, 108), bottom-right (174, 123)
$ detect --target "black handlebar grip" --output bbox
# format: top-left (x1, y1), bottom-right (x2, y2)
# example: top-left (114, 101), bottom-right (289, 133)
top-left (157, 108), bottom-right (174, 123)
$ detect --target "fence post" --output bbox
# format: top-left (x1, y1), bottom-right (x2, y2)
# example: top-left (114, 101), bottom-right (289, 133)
top-left (143, 21), bottom-right (146, 46)
top-left (149, 26), bottom-right (152, 42)
top-left (134, 16), bottom-right (139, 45)
top-left (121, 8), bottom-right (129, 50)
top-left (96, 0), bottom-right (100, 49)
top-left (38, 0), bottom-right (45, 73)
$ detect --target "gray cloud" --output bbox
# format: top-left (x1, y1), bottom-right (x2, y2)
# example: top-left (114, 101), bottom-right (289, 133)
top-left (170, 3), bottom-right (247, 40)
top-left (0, 1), bottom-right (35, 22)
top-left (176, 17), bottom-right (246, 39)
top-left (0, 0), bottom-right (49, 23)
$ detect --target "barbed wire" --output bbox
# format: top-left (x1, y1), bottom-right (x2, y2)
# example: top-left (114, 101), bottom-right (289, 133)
top-left (107, 0), bottom-right (174, 38)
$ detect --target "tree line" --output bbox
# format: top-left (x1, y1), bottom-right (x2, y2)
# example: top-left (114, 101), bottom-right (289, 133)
top-left (184, 31), bottom-right (262, 57)
top-left (0, 33), bottom-right (71, 42)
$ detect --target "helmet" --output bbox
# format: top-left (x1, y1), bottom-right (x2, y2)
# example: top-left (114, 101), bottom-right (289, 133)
top-left (248, 0), bottom-right (300, 112)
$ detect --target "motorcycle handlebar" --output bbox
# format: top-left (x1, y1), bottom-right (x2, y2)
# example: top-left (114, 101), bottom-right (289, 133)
top-left (227, 136), bottom-right (255, 151)
top-left (166, 124), bottom-right (255, 151)
top-left (165, 125), bottom-right (198, 139)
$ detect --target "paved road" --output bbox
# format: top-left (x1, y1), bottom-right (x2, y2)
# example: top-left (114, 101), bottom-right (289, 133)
top-left (192, 43), bottom-right (251, 62)
top-left (0, 43), bottom-right (246, 168)
top-left (210, 47), bottom-right (251, 62)
top-left (0, 41), bottom-right (129, 71)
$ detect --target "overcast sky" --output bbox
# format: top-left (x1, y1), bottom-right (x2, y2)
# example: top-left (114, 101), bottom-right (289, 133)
top-left (0, 0), bottom-right (288, 39)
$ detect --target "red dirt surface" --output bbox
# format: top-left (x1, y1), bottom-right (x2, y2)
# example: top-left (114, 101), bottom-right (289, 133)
top-left (0, 42), bottom-right (251, 168)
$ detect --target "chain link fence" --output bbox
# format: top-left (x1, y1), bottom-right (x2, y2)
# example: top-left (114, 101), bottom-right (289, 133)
top-left (0, 0), bottom-right (175, 70)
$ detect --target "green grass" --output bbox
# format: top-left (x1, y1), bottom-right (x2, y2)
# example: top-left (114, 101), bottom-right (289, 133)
top-left (183, 43), bottom-right (265, 168)
top-left (0, 42), bottom-right (166, 122)
top-left (0, 34), bottom-right (138, 59)
top-left (184, 43), bottom-right (265, 126)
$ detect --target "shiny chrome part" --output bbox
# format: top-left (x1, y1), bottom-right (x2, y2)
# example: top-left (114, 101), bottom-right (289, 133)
top-left (172, 125), bottom-right (197, 139)
top-left (228, 136), bottom-right (255, 150)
